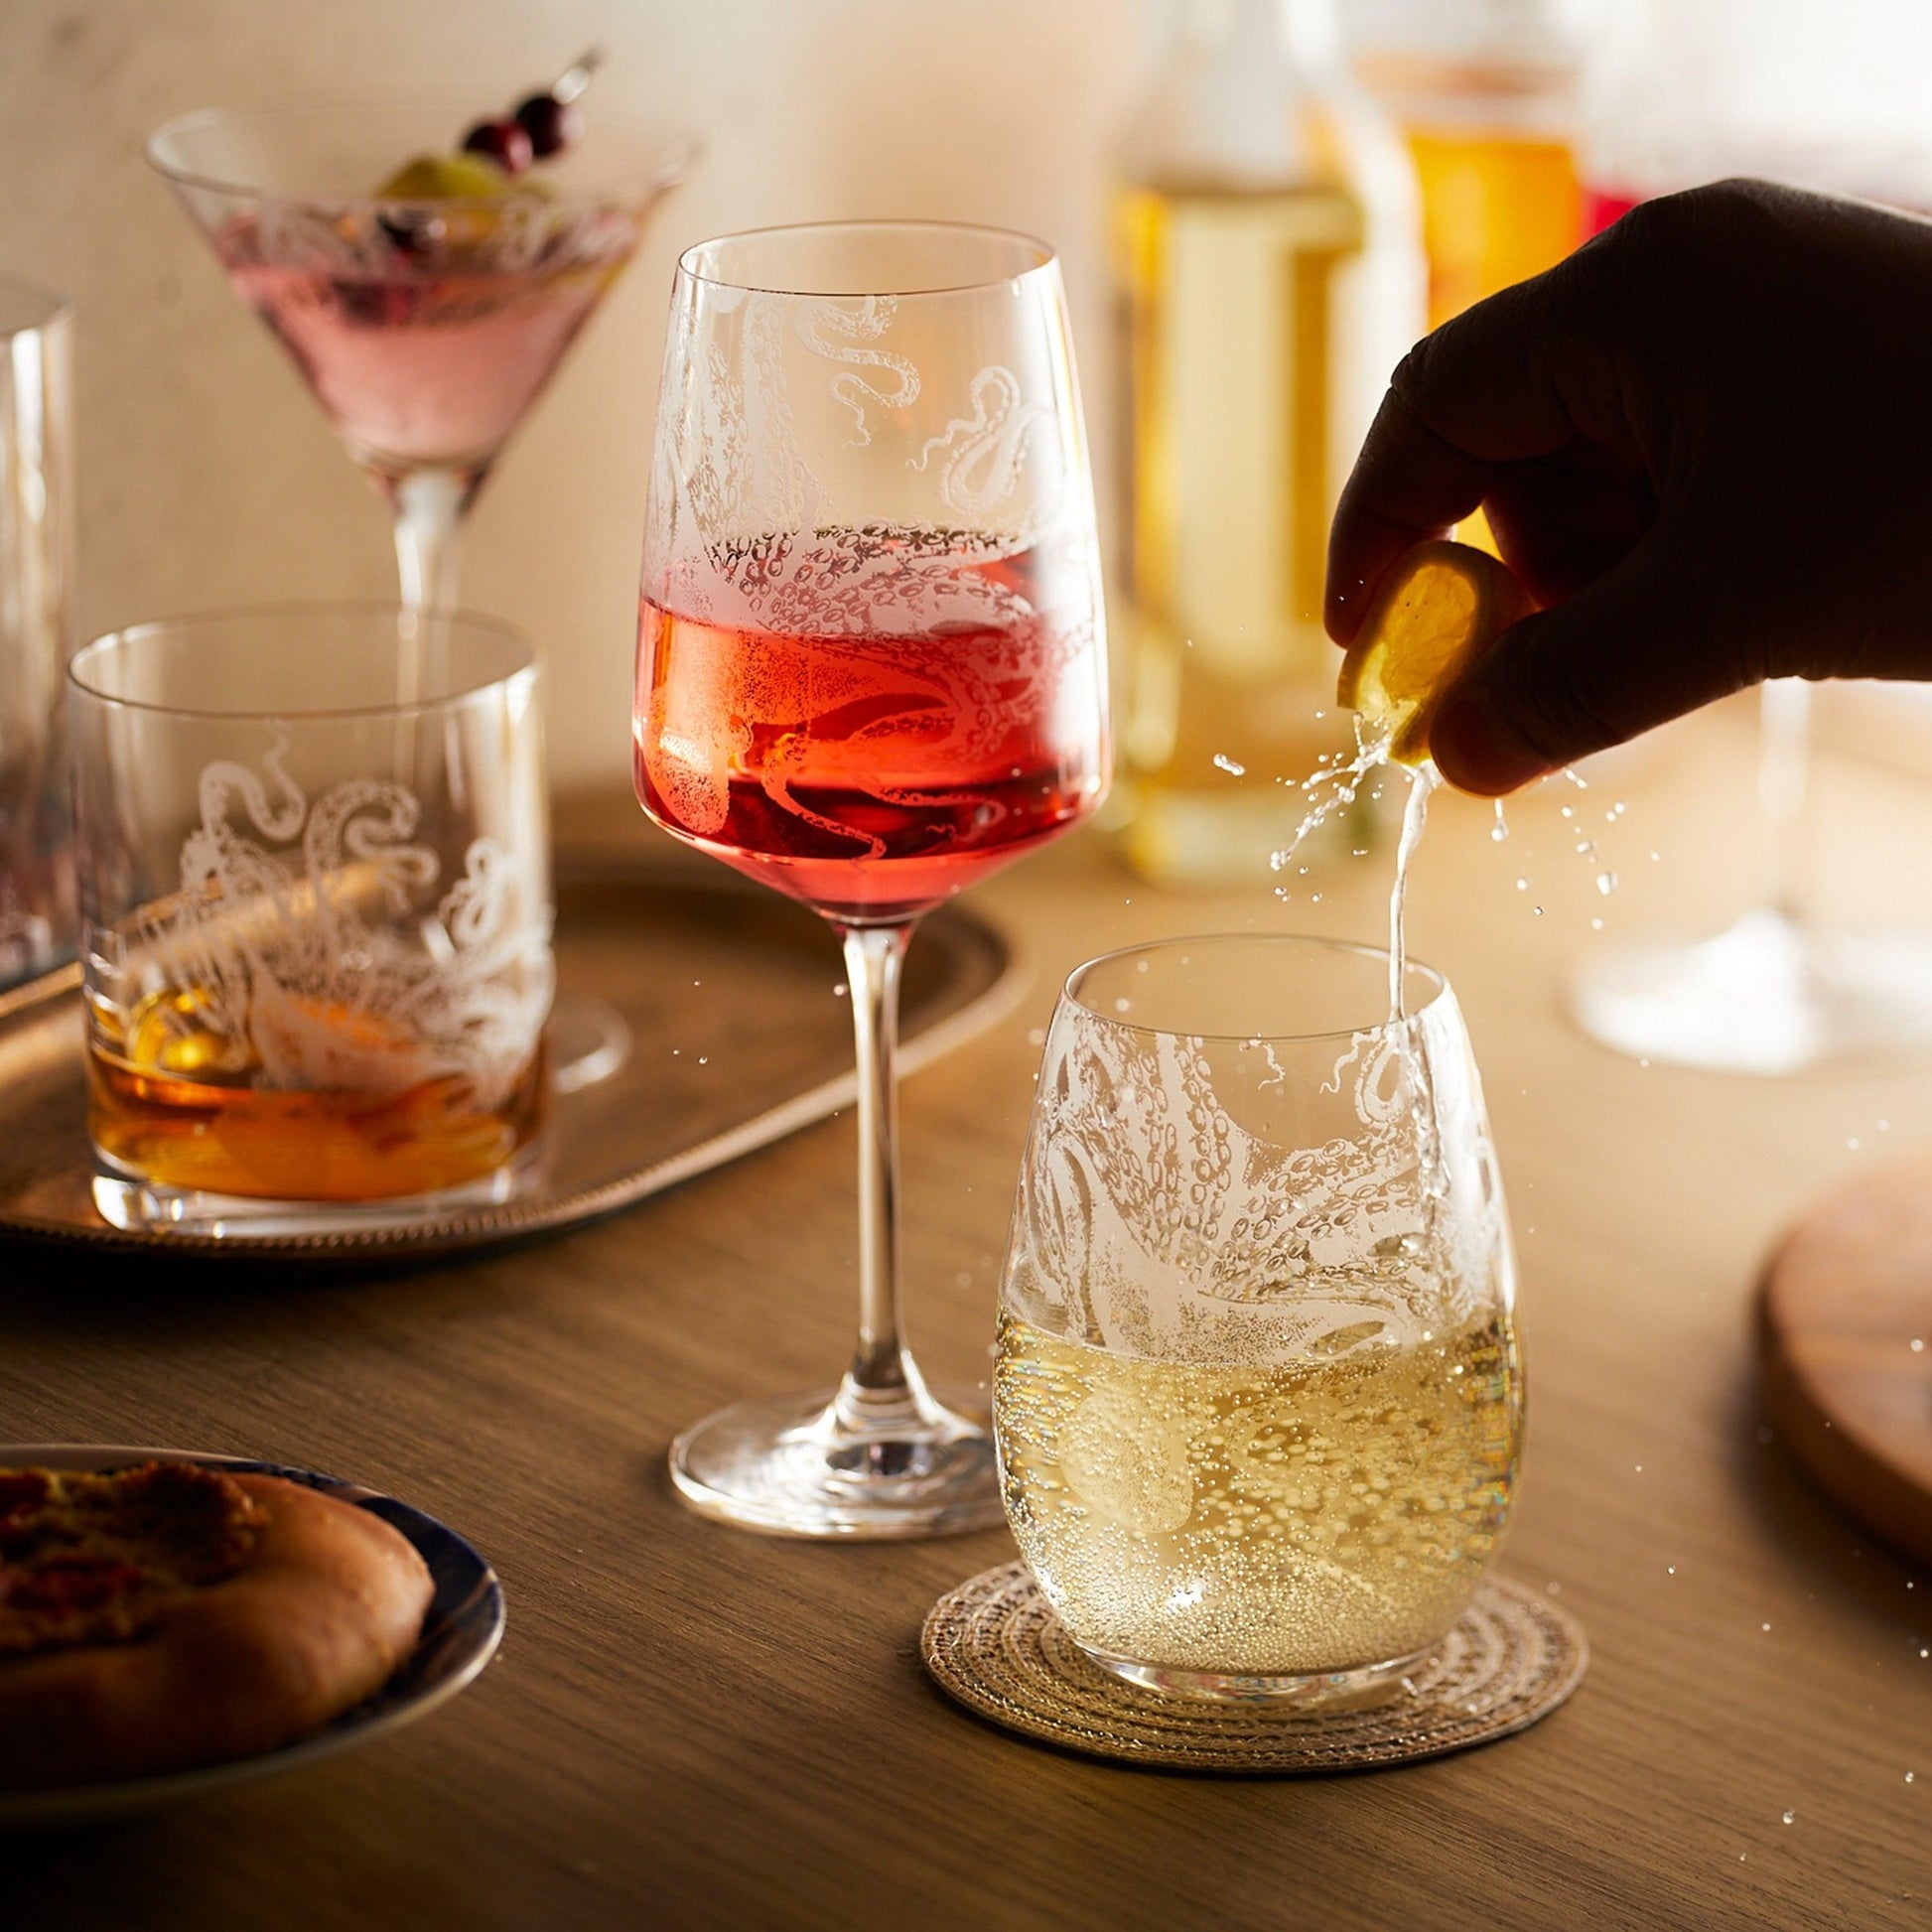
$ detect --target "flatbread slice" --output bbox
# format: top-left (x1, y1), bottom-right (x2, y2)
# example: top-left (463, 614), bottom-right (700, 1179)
top-left (0, 1469), bottom-right (433, 1789)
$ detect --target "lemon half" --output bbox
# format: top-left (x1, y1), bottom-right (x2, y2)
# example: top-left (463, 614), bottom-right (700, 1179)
top-left (1335, 539), bottom-right (1532, 764)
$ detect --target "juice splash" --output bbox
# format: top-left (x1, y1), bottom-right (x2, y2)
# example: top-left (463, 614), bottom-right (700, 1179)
top-left (1281, 540), bottom-right (1529, 1020)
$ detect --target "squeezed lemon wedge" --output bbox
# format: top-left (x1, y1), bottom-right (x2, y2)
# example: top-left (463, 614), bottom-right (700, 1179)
top-left (1335, 539), bottom-right (1532, 765)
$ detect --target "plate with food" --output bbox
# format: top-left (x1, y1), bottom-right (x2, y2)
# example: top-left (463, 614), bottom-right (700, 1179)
top-left (0, 1446), bottom-right (503, 1826)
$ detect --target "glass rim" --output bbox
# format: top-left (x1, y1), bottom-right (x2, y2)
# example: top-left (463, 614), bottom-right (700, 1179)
top-left (0, 275), bottom-right (72, 340)
top-left (675, 218), bottom-right (1058, 298)
top-left (1060, 932), bottom-right (1448, 1044)
top-left (145, 101), bottom-right (699, 213)
top-left (69, 602), bottom-right (539, 723)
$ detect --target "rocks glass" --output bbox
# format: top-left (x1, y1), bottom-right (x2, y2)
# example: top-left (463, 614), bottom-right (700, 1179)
top-left (69, 606), bottom-right (552, 1237)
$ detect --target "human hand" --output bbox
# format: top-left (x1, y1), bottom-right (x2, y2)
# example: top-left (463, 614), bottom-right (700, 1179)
top-left (1325, 179), bottom-right (1932, 794)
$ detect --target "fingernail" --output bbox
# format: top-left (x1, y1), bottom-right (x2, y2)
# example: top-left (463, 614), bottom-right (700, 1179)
top-left (1431, 694), bottom-right (1550, 796)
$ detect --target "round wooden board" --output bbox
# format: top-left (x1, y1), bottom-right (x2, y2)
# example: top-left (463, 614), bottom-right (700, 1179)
top-left (1759, 1154), bottom-right (1932, 1568)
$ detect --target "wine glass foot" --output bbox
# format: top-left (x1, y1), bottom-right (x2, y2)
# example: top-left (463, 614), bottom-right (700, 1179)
top-left (1569, 907), bottom-right (1932, 1074)
top-left (668, 1386), bottom-right (1005, 1539)
top-left (549, 989), bottom-right (631, 1094)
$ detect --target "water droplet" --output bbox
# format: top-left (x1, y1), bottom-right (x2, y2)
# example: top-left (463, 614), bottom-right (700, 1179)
top-left (1879, 1118), bottom-right (1892, 1132)
top-left (834, 983), bottom-right (849, 998)
top-left (1563, 766), bottom-right (1589, 789)
top-left (1667, 1566), bottom-right (1676, 1576)
top-left (1596, 872), bottom-right (1618, 896)
top-left (1027, 1028), bottom-right (1044, 1046)
top-left (1782, 1810), bottom-right (1795, 1826)
top-left (697, 1055), bottom-right (709, 1065)
top-left (1533, 905), bottom-right (1544, 916)
top-left (1212, 753), bottom-right (1246, 775)
top-left (1311, 893), bottom-right (1323, 903)
top-left (1560, 804), bottom-right (1575, 820)
top-left (1515, 877), bottom-right (1529, 892)
top-left (1850, 1137), bottom-right (1863, 1151)
top-left (1113, 998), bottom-right (1131, 1014)
top-left (1269, 850), bottom-right (1290, 872)
top-left (1912, 1338), bottom-right (1925, 1353)
top-left (1761, 1621), bottom-right (1771, 1632)
top-left (1650, 851), bottom-right (1661, 862)
top-left (1590, 916), bottom-right (1605, 931)
top-left (1491, 801), bottom-right (1509, 842)
top-left (1639, 1057), bottom-right (1651, 1067)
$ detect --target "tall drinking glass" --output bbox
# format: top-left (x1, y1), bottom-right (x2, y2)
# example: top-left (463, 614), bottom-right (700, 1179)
top-left (635, 222), bottom-right (1109, 1537)
top-left (997, 936), bottom-right (1523, 1701)
top-left (0, 280), bottom-right (73, 988)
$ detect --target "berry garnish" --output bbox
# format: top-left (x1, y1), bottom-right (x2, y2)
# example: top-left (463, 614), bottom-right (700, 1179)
top-left (514, 92), bottom-right (580, 159)
top-left (462, 118), bottom-right (534, 176)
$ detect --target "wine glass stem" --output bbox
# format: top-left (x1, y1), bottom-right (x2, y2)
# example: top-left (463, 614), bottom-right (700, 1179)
top-left (392, 467), bottom-right (468, 614)
top-left (1758, 677), bottom-right (1811, 925)
top-left (833, 919), bottom-right (936, 1432)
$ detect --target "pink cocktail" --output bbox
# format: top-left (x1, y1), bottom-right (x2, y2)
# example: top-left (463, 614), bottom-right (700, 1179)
top-left (219, 216), bottom-right (627, 479)
top-left (636, 547), bottom-right (1104, 925)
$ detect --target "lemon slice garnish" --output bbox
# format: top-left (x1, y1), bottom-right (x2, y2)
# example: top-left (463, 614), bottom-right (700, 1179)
top-left (376, 154), bottom-right (516, 202)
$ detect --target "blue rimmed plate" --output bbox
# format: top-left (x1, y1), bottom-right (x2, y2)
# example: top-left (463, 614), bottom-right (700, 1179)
top-left (0, 1445), bottom-right (505, 1827)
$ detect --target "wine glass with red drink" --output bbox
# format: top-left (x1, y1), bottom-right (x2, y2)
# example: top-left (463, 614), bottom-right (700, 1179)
top-left (635, 223), bottom-right (1109, 1536)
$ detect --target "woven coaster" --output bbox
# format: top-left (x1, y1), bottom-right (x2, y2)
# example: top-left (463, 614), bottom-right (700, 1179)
top-left (920, 1563), bottom-right (1587, 1774)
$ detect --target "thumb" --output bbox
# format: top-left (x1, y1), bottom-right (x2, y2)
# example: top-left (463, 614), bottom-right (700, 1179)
top-left (1429, 529), bottom-right (1739, 795)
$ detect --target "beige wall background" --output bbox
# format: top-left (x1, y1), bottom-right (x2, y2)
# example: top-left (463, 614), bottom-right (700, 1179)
top-left (0, 0), bottom-right (1145, 788)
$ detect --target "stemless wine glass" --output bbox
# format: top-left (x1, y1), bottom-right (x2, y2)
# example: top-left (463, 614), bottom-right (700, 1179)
top-left (635, 222), bottom-right (1110, 1537)
top-left (996, 935), bottom-right (1523, 1702)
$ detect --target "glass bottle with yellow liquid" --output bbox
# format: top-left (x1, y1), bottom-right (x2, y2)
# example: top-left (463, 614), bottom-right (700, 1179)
top-left (1110, 0), bottom-right (1425, 886)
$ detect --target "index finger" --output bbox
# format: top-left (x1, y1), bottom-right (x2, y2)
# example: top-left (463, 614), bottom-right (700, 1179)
top-left (1325, 264), bottom-right (1601, 642)
top-left (1323, 390), bottom-right (1491, 642)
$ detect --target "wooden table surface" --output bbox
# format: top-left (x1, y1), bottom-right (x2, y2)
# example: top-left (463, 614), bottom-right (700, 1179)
top-left (7, 706), bottom-right (1932, 1930)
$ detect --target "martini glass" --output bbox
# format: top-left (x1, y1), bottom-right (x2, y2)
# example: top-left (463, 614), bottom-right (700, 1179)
top-left (148, 99), bottom-right (694, 611)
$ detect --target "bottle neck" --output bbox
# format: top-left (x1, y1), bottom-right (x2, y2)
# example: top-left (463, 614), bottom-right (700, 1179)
top-left (1169, 0), bottom-right (1343, 74)
top-left (1132, 0), bottom-right (1349, 189)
